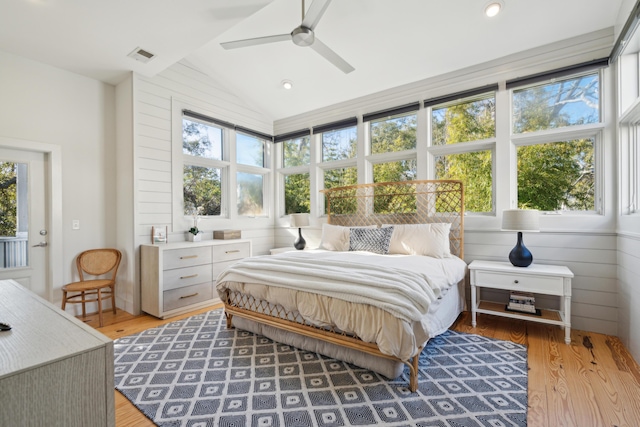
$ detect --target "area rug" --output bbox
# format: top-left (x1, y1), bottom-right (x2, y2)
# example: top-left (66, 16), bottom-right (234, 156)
top-left (113, 309), bottom-right (528, 427)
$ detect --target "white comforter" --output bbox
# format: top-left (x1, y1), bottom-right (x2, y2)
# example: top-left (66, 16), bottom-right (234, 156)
top-left (216, 249), bottom-right (467, 359)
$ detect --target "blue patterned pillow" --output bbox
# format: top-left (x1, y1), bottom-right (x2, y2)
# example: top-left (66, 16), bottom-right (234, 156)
top-left (348, 226), bottom-right (394, 254)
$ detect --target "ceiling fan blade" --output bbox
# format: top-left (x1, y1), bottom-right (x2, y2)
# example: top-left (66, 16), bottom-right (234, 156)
top-left (221, 33), bottom-right (291, 50)
top-left (301, 0), bottom-right (332, 30)
top-left (310, 37), bottom-right (354, 74)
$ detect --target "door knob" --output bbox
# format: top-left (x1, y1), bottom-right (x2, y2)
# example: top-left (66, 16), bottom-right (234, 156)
top-left (32, 241), bottom-right (48, 247)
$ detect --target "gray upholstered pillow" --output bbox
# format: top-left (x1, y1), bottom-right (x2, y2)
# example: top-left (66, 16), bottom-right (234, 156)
top-left (348, 226), bottom-right (394, 254)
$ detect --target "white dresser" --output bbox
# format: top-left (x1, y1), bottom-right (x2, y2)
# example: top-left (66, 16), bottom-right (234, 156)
top-left (0, 279), bottom-right (115, 427)
top-left (141, 239), bottom-right (251, 319)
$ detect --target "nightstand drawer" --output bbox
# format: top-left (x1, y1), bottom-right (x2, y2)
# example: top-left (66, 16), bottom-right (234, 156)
top-left (163, 264), bottom-right (213, 291)
top-left (213, 242), bottom-right (250, 262)
top-left (163, 246), bottom-right (212, 270)
top-left (475, 270), bottom-right (564, 295)
top-left (163, 282), bottom-right (213, 312)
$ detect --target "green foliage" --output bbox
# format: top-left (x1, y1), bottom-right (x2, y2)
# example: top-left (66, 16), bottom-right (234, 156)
top-left (512, 74), bottom-right (597, 210)
top-left (0, 162), bottom-right (17, 236)
top-left (517, 140), bottom-right (594, 211)
top-left (183, 165), bottom-right (221, 216)
top-left (432, 100), bottom-right (495, 212)
top-left (370, 115), bottom-right (416, 154)
top-left (284, 173), bottom-right (310, 214)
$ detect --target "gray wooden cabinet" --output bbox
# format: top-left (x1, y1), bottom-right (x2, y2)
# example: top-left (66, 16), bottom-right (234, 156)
top-left (141, 239), bottom-right (251, 319)
top-left (0, 279), bottom-right (115, 427)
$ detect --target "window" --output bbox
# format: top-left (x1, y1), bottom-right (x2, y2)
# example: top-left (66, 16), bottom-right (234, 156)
top-left (182, 117), bottom-right (227, 216)
top-left (319, 124), bottom-right (358, 213)
top-left (237, 172), bottom-right (264, 216)
top-left (512, 73), bottom-right (599, 133)
top-left (322, 126), bottom-right (357, 162)
top-left (370, 113), bottom-right (416, 154)
top-left (284, 173), bottom-right (310, 214)
top-left (235, 132), bottom-right (268, 217)
top-left (511, 72), bottom-right (601, 212)
top-left (517, 139), bottom-right (595, 211)
top-left (280, 135), bottom-right (311, 215)
top-left (373, 160), bottom-right (416, 183)
top-left (367, 112), bottom-right (417, 184)
top-left (283, 136), bottom-right (310, 167)
top-left (429, 93), bottom-right (496, 213)
top-left (236, 133), bottom-right (264, 167)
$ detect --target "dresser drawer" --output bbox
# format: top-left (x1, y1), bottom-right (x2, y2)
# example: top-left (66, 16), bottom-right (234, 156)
top-left (163, 246), bottom-right (212, 270)
top-left (163, 264), bottom-right (213, 291)
top-left (163, 282), bottom-right (213, 312)
top-left (475, 270), bottom-right (564, 295)
top-left (213, 242), bottom-right (250, 262)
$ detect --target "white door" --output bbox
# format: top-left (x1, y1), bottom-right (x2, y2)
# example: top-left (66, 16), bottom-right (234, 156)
top-left (0, 148), bottom-right (48, 299)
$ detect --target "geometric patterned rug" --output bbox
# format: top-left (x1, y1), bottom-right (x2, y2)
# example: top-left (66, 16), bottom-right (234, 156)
top-left (113, 309), bottom-right (528, 427)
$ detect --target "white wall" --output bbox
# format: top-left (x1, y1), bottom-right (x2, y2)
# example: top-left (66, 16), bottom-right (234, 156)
top-left (118, 60), bottom-right (276, 314)
top-left (0, 50), bottom-right (116, 310)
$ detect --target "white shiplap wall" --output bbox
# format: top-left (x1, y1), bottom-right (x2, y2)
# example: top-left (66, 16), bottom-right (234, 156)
top-left (125, 60), bottom-right (276, 314)
top-left (618, 231), bottom-right (640, 361)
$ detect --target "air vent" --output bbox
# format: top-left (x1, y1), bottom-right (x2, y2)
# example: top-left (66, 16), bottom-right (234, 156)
top-left (127, 47), bottom-right (156, 63)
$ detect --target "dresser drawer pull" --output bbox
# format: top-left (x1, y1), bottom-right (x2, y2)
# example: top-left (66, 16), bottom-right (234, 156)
top-left (180, 274), bottom-right (198, 279)
top-left (225, 250), bottom-right (241, 254)
top-left (179, 292), bottom-right (199, 299)
top-left (514, 280), bottom-right (519, 284)
top-left (180, 255), bottom-right (198, 259)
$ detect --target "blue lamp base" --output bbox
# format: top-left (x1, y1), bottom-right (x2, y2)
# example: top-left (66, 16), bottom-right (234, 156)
top-left (509, 231), bottom-right (533, 267)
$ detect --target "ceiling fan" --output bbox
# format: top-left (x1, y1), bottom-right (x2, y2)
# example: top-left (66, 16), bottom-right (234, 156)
top-left (220, 0), bottom-right (354, 74)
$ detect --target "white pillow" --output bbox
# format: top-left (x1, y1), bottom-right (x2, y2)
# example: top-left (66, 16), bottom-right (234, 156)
top-left (384, 223), bottom-right (452, 258)
top-left (319, 223), bottom-right (376, 251)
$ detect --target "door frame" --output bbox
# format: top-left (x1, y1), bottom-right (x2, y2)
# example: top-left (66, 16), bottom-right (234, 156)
top-left (0, 136), bottom-right (62, 301)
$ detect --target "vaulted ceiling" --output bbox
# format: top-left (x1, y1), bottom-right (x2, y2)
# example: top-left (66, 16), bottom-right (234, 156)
top-left (0, 0), bottom-right (625, 120)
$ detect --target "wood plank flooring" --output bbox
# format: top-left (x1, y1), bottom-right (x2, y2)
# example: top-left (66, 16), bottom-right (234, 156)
top-left (88, 306), bottom-right (640, 427)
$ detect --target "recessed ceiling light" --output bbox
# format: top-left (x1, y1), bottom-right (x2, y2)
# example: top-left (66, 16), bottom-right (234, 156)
top-left (281, 80), bottom-right (293, 90)
top-left (484, 1), bottom-right (503, 17)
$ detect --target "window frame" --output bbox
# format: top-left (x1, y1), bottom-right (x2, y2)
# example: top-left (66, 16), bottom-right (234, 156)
top-left (509, 69), bottom-right (605, 215)
top-left (171, 101), bottom-right (273, 233)
top-left (425, 91), bottom-right (498, 215)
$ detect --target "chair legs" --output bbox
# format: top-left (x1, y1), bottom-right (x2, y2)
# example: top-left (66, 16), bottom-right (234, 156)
top-left (97, 288), bottom-right (103, 328)
top-left (60, 288), bottom-right (113, 328)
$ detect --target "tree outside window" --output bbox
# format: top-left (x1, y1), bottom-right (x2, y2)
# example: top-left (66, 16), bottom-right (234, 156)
top-left (513, 72), bottom-right (599, 211)
top-left (182, 118), bottom-right (225, 216)
top-left (0, 162), bottom-right (17, 236)
top-left (431, 95), bottom-right (495, 213)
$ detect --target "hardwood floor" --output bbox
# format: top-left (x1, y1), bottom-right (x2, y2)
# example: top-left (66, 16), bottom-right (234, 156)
top-left (89, 306), bottom-right (640, 427)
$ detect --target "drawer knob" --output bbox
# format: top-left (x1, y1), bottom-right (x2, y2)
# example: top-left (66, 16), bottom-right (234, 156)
top-left (180, 274), bottom-right (198, 279)
top-left (180, 255), bottom-right (198, 259)
top-left (179, 292), bottom-right (199, 299)
top-left (514, 280), bottom-right (519, 284)
top-left (226, 250), bottom-right (240, 254)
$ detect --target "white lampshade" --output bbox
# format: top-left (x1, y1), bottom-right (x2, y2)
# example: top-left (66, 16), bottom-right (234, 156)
top-left (289, 213), bottom-right (310, 228)
top-left (501, 209), bottom-right (539, 232)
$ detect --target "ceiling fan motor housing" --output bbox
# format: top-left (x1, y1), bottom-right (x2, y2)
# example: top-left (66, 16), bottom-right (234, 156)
top-left (292, 26), bottom-right (314, 46)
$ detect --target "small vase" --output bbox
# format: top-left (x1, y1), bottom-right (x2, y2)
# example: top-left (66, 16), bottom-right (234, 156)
top-left (187, 233), bottom-right (201, 242)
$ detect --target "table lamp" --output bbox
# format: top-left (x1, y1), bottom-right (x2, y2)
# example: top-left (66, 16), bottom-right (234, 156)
top-left (502, 209), bottom-right (539, 267)
top-left (290, 213), bottom-right (309, 250)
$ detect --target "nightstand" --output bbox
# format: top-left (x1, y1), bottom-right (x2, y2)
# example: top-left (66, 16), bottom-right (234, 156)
top-left (468, 260), bottom-right (574, 344)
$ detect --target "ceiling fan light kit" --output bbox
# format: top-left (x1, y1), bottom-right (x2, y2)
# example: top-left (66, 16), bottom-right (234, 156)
top-left (220, 0), bottom-right (354, 74)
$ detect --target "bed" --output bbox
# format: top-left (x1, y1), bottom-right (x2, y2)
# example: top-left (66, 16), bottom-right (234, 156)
top-left (216, 180), bottom-right (466, 392)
